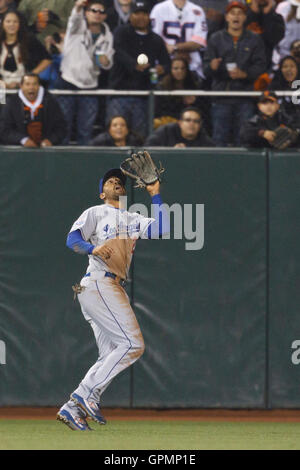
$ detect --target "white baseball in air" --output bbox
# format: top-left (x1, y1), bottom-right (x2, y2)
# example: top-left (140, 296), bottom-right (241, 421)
top-left (137, 53), bottom-right (148, 65)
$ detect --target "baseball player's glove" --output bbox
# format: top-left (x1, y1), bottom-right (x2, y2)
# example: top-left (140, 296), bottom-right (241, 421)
top-left (271, 126), bottom-right (299, 150)
top-left (120, 150), bottom-right (165, 189)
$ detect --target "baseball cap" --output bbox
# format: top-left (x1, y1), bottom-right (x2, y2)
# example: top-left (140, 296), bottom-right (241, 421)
top-left (99, 168), bottom-right (127, 194)
top-left (226, 1), bottom-right (247, 13)
top-left (130, 0), bottom-right (150, 14)
top-left (258, 91), bottom-right (278, 103)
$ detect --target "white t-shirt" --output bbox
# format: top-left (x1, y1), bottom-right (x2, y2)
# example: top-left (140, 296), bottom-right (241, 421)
top-left (150, 0), bottom-right (208, 78)
top-left (69, 204), bottom-right (154, 280)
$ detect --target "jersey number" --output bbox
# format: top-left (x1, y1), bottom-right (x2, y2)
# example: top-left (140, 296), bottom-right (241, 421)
top-left (163, 21), bottom-right (195, 43)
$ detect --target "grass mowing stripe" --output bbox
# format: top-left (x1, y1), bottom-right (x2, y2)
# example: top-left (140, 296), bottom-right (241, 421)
top-left (0, 420), bottom-right (300, 450)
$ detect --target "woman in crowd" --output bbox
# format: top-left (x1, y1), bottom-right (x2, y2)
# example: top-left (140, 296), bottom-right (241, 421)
top-left (154, 56), bottom-right (207, 129)
top-left (90, 115), bottom-right (144, 146)
top-left (0, 10), bottom-right (51, 89)
top-left (269, 54), bottom-right (300, 123)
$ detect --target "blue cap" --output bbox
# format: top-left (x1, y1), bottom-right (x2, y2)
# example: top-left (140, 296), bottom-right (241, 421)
top-left (99, 168), bottom-right (127, 194)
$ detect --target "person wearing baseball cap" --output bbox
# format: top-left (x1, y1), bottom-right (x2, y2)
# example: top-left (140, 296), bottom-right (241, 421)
top-left (99, 168), bottom-right (127, 195)
top-left (258, 90), bottom-right (278, 104)
top-left (130, 0), bottom-right (150, 14)
top-left (59, 153), bottom-right (170, 431)
top-left (240, 90), bottom-right (300, 148)
top-left (225, 1), bottom-right (248, 33)
top-left (226, 1), bottom-right (247, 14)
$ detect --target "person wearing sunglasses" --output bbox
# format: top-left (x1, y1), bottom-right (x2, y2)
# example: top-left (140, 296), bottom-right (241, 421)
top-left (145, 106), bottom-right (215, 147)
top-left (56, 0), bottom-right (114, 145)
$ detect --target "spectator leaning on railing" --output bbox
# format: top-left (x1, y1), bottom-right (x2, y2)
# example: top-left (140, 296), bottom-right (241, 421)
top-left (145, 106), bottom-right (215, 147)
top-left (203, 0), bottom-right (267, 146)
top-left (57, 0), bottom-right (114, 146)
top-left (90, 114), bottom-right (144, 146)
top-left (0, 72), bottom-right (66, 147)
top-left (0, 10), bottom-right (51, 89)
top-left (240, 90), bottom-right (300, 148)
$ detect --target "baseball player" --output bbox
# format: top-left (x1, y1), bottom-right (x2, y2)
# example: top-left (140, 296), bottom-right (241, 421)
top-left (57, 166), bottom-right (169, 430)
top-left (150, 0), bottom-right (208, 78)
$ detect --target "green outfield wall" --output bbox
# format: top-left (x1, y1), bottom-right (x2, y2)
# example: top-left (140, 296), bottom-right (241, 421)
top-left (0, 147), bottom-right (299, 408)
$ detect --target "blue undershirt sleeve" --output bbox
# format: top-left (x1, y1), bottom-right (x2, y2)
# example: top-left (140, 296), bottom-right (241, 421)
top-left (66, 229), bottom-right (95, 255)
top-left (147, 194), bottom-right (170, 239)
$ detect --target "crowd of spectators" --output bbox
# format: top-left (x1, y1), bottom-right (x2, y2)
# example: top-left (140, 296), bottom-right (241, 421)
top-left (0, 0), bottom-right (299, 148)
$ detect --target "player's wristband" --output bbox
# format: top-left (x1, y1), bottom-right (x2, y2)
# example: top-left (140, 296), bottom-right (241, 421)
top-left (148, 194), bottom-right (170, 239)
top-left (151, 194), bottom-right (163, 205)
top-left (66, 229), bottom-right (95, 255)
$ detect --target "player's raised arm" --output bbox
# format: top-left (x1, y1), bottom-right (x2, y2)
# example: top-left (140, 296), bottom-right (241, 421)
top-left (120, 150), bottom-right (170, 239)
top-left (146, 189), bottom-right (170, 239)
top-left (145, 180), bottom-right (160, 197)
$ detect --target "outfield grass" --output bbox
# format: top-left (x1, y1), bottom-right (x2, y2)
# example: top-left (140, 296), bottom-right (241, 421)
top-left (1, 420), bottom-right (300, 450)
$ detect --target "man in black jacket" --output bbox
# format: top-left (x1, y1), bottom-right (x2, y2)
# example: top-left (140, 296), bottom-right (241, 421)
top-left (0, 73), bottom-right (66, 146)
top-left (107, 0), bottom-right (170, 138)
top-left (145, 106), bottom-right (215, 147)
top-left (203, 1), bottom-right (267, 146)
top-left (240, 91), bottom-right (300, 148)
